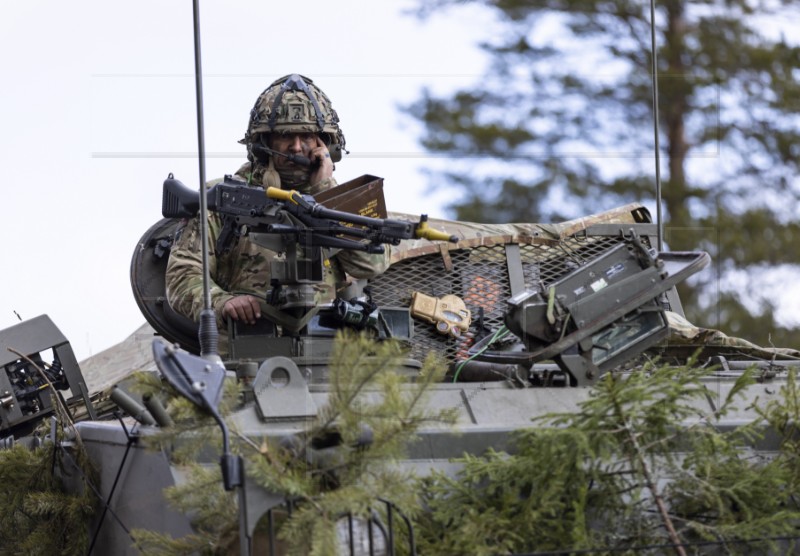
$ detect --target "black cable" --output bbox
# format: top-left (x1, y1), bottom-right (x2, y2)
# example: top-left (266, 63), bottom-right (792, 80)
top-left (55, 436), bottom-right (139, 555)
top-left (87, 413), bottom-right (139, 555)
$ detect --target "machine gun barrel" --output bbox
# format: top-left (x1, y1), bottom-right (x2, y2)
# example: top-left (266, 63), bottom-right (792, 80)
top-left (266, 186), bottom-right (457, 244)
top-left (311, 204), bottom-right (414, 238)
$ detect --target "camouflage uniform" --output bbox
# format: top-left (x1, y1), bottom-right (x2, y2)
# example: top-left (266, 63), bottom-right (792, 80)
top-left (165, 164), bottom-right (389, 331)
top-left (165, 74), bottom-right (389, 335)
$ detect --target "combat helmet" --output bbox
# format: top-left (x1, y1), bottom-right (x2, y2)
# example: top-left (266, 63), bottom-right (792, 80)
top-left (242, 74), bottom-right (346, 163)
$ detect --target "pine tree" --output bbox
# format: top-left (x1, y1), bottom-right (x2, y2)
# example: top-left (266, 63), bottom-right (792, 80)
top-left (414, 363), bottom-right (800, 554)
top-left (0, 434), bottom-right (97, 555)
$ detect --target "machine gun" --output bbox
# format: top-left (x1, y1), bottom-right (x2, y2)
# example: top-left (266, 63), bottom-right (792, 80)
top-left (161, 174), bottom-right (457, 255)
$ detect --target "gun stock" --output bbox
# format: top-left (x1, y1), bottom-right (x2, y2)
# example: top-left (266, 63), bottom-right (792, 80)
top-left (162, 174), bottom-right (207, 218)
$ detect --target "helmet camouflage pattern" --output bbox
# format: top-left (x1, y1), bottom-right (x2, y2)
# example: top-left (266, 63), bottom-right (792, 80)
top-left (242, 74), bottom-right (346, 162)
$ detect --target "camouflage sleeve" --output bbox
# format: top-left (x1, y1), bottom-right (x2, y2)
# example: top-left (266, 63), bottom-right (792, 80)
top-left (165, 215), bottom-right (236, 328)
top-left (334, 247), bottom-right (391, 279)
top-left (665, 311), bottom-right (800, 357)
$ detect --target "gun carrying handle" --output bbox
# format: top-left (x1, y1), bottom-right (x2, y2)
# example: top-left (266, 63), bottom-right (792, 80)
top-left (416, 220), bottom-right (458, 243)
top-left (266, 186), bottom-right (299, 204)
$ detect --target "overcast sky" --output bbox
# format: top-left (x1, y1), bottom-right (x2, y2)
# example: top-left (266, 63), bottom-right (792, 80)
top-left (0, 1), bottom-right (496, 361)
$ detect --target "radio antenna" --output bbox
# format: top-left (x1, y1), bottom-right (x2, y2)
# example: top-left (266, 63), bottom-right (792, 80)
top-left (191, 0), bottom-right (221, 359)
top-left (188, 3), bottom-right (248, 555)
top-left (649, 0), bottom-right (664, 251)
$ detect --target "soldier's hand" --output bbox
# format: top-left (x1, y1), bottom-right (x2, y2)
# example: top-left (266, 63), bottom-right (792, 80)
top-left (310, 135), bottom-right (334, 185)
top-left (222, 295), bottom-right (262, 325)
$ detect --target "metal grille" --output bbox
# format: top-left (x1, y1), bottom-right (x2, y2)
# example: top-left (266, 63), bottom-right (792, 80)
top-left (526, 236), bottom-right (623, 286)
top-left (260, 498), bottom-right (416, 555)
top-left (371, 236), bottom-right (626, 364)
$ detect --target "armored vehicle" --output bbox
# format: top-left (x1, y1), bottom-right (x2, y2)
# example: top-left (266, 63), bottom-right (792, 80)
top-left (3, 171), bottom-right (797, 554)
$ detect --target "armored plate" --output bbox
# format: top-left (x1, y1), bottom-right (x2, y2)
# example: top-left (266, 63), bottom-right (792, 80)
top-left (130, 217), bottom-right (201, 353)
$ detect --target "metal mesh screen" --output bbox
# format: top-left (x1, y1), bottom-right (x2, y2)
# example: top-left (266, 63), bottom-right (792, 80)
top-left (371, 236), bottom-right (625, 364)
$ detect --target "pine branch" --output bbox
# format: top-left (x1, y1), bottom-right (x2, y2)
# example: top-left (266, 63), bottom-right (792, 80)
top-left (610, 391), bottom-right (687, 556)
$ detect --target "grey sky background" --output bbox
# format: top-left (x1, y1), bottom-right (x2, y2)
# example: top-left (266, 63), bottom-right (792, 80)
top-left (0, 1), bottom-right (493, 361)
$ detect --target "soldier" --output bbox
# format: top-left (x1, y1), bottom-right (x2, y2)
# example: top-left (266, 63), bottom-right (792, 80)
top-left (165, 74), bottom-right (389, 337)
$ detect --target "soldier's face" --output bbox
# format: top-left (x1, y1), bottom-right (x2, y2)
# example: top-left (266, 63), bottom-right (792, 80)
top-left (270, 132), bottom-right (316, 158)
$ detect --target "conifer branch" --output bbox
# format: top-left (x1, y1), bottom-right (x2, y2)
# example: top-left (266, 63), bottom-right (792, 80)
top-left (612, 397), bottom-right (687, 556)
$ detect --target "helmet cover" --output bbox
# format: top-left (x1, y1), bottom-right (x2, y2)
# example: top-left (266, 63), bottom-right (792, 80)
top-left (241, 74), bottom-right (346, 162)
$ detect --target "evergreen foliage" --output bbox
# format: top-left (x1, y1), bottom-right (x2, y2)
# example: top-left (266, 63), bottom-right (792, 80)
top-left (129, 372), bottom-right (245, 554)
top-left (129, 369), bottom-right (239, 465)
top-left (0, 353), bottom-right (98, 556)
top-left (756, 368), bottom-right (800, 500)
top-left (406, 0), bottom-right (800, 347)
top-left (131, 332), bottom-right (454, 555)
top-left (414, 363), bottom-right (800, 554)
top-left (90, 340), bottom-right (800, 554)
top-left (133, 465), bottom-right (239, 555)
top-left (0, 439), bottom-right (96, 556)
top-left (247, 333), bottom-right (454, 555)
